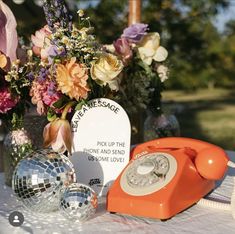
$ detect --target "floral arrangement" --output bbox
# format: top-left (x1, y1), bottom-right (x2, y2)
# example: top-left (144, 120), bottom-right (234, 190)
top-left (1, 0), bottom-right (170, 155)
top-left (108, 23), bottom-right (169, 114)
top-left (0, 1), bottom-right (32, 130)
top-left (27, 0), bottom-right (124, 154)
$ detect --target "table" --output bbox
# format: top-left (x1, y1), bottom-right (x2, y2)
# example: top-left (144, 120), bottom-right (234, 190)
top-left (1, 151), bottom-right (235, 234)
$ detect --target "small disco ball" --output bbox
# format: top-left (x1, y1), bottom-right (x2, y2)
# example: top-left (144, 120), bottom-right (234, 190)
top-left (59, 183), bottom-right (98, 222)
top-left (12, 148), bottom-right (76, 213)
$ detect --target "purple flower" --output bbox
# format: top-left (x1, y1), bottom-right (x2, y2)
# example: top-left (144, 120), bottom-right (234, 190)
top-left (47, 81), bottom-right (57, 96)
top-left (38, 67), bottom-right (49, 82)
top-left (122, 23), bottom-right (149, 43)
top-left (48, 45), bottom-right (66, 64)
top-left (48, 45), bottom-right (59, 57)
top-left (49, 45), bottom-right (66, 57)
top-left (43, 0), bottom-right (72, 32)
top-left (26, 71), bottom-right (34, 81)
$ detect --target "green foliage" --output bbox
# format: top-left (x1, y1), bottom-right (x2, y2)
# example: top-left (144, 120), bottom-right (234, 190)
top-left (52, 95), bottom-right (70, 109)
top-left (143, 0), bottom-right (233, 90)
top-left (114, 57), bottom-right (152, 113)
top-left (163, 88), bottom-right (235, 150)
top-left (75, 99), bottom-right (87, 110)
top-left (47, 108), bottom-right (57, 122)
top-left (83, 0), bottom-right (128, 43)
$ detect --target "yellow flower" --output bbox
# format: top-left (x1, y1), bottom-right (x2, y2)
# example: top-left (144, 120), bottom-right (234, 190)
top-left (77, 9), bottom-right (84, 17)
top-left (62, 36), bottom-right (69, 44)
top-left (91, 53), bottom-right (123, 91)
top-left (56, 57), bottom-right (90, 100)
top-left (0, 52), bottom-right (7, 69)
top-left (137, 33), bottom-right (168, 65)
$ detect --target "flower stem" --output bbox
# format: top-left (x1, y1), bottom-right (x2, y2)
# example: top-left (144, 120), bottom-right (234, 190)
top-left (61, 101), bottom-right (76, 120)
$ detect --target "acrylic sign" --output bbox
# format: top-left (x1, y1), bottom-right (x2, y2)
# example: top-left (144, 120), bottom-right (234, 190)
top-left (70, 98), bottom-right (131, 196)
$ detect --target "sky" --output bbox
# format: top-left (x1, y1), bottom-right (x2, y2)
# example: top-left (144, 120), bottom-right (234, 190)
top-left (214, 0), bottom-right (235, 32)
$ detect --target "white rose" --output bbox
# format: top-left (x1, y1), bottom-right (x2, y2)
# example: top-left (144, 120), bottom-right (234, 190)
top-left (103, 44), bottom-right (116, 53)
top-left (157, 65), bottom-right (169, 82)
top-left (137, 33), bottom-right (168, 65)
top-left (91, 53), bottom-right (123, 91)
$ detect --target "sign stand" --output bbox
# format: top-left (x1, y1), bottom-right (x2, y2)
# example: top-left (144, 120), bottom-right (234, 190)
top-left (70, 98), bottom-right (131, 196)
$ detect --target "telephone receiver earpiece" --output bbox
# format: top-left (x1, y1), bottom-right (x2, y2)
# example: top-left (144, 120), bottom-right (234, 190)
top-left (195, 147), bottom-right (229, 180)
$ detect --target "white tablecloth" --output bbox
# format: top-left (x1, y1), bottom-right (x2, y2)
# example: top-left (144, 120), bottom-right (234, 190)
top-left (1, 151), bottom-right (235, 234)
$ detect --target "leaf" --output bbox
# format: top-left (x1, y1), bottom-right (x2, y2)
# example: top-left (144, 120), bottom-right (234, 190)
top-left (52, 95), bottom-right (70, 109)
top-left (47, 108), bottom-right (57, 122)
top-left (137, 59), bottom-right (152, 75)
top-left (75, 100), bottom-right (86, 110)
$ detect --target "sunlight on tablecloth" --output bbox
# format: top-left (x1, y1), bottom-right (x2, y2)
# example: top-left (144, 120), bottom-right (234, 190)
top-left (0, 151), bottom-right (235, 234)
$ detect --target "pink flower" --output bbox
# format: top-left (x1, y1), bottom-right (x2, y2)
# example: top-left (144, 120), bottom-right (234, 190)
top-left (30, 80), bottom-right (49, 115)
top-left (11, 128), bottom-right (32, 145)
top-left (31, 25), bottom-right (52, 59)
top-left (0, 1), bottom-right (18, 62)
top-left (43, 82), bottom-right (62, 109)
top-left (43, 102), bottom-right (75, 155)
top-left (113, 38), bottom-right (132, 63)
top-left (0, 88), bottom-right (18, 113)
top-left (30, 80), bottom-right (62, 115)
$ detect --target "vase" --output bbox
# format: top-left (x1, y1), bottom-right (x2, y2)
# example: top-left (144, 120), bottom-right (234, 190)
top-left (143, 111), bottom-right (180, 142)
top-left (23, 108), bottom-right (47, 149)
top-left (3, 127), bottom-right (33, 186)
top-left (0, 119), bottom-right (7, 172)
top-left (128, 110), bottom-right (146, 145)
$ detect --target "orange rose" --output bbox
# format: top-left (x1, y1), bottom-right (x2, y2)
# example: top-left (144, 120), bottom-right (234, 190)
top-left (56, 57), bottom-right (90, 100)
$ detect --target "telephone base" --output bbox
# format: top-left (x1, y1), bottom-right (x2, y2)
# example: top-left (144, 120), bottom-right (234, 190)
top-left (107, 140), bottom-right (217, 219)
top-left (107, 179), bottom-right (214, 220)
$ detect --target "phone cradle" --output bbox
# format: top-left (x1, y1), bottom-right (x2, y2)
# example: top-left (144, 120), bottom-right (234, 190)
top-left (106, 137), bottom-right (228, 220)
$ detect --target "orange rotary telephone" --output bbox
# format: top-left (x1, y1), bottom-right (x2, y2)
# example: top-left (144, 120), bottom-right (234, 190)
top-left (106, 137), bottom-right (232, 220)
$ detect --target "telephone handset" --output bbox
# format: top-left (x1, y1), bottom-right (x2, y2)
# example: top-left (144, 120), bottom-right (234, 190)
top-left (107, 137), bottom-right (234, 220)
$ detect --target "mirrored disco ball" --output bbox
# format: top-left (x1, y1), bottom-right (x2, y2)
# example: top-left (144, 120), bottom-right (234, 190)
top-left (12, 148), bottom-right (76, 213)
top-left (60, 183), bottom-right (98, 222)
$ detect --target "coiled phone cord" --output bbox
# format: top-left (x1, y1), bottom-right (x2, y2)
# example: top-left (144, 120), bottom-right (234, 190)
top-left (197, 161), bottom-right (235, 218)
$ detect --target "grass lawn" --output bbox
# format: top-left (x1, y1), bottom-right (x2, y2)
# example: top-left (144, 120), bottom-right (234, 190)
top-left (162, 88), bottom-right (235, 150)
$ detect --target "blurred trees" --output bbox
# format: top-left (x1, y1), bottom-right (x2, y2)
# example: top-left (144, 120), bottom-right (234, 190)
top-left (140, 0), bottom-right (232, 90)
top-left (6, 0), bottom-right (235, 90)
top-left (83, 0), bottom-right (234, 90)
